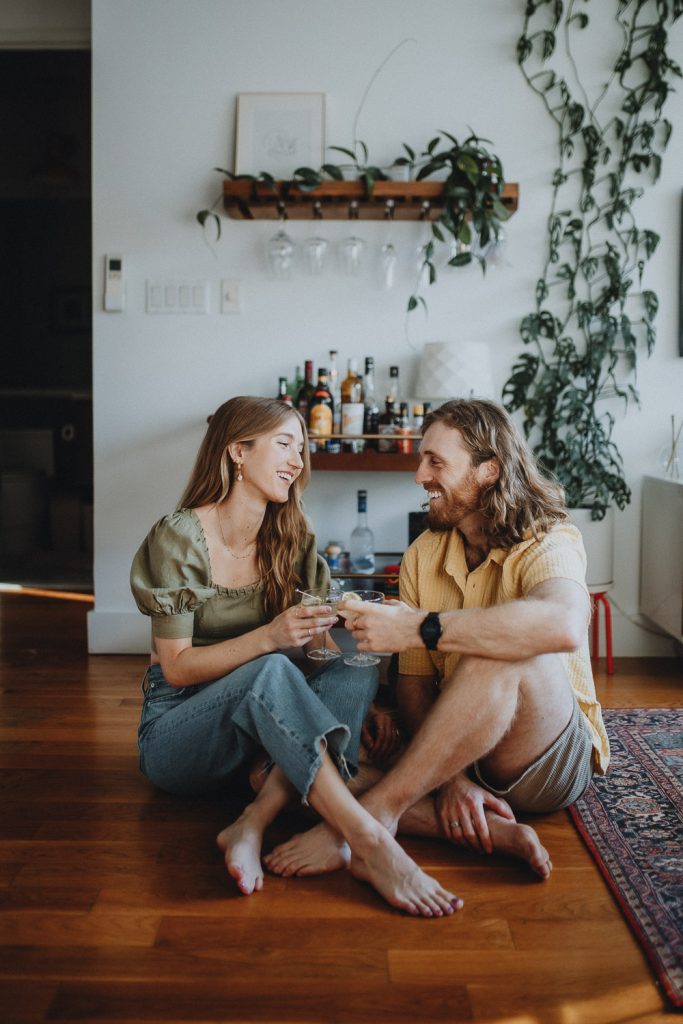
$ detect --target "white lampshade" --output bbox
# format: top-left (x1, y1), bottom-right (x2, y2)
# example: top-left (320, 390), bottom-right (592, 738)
top-left (415, 341), bottom-right (495, 402)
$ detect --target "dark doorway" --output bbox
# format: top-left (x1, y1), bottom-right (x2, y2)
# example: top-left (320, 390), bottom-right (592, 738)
top-left (0, 50), bottom-right (92, 592)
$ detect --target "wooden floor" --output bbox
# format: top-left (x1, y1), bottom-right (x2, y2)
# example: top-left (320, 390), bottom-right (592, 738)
top-left (1, 592), bottom-right (681, 1024)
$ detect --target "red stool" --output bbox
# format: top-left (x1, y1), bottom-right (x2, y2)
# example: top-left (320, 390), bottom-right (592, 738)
top-left (590, 590), bottom-right (613, 675)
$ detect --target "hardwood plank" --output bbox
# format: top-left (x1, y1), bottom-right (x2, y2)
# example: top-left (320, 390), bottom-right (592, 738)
top-left (0, 908), bottom-right (160, 947)
top-left (155, 912), bottom-right (512, 954)
top-left (44, 978), bottom-right (472, 1022)
top-left (468, 980), bottom-right (667, 1023)
top-left (0, 980), bottom-right (59, 1024)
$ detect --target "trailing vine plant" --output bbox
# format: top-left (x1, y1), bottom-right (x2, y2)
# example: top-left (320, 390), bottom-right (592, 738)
top-left (502, 0), bottom-right (682, 518)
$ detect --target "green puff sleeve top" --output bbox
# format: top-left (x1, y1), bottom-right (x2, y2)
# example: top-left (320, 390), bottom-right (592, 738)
top-left (130, 508), bottom-right (329, 646)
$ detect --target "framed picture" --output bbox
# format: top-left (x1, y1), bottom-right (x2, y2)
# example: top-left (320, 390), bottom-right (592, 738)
top-left (679, 188), bottom-right (683, 356)
top-left (234, 92), bottom-right (325, 178)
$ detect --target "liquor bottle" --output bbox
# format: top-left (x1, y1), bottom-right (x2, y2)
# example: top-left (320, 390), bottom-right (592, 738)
top-left (378, 399), bottom-right (398, 453)
top-left (292, 364), bottom-right (304, 395)
top-left (349, 489), bottom-right (375, 575)
top-left (277, 376), bottom-right (293, 406)
top-left (387, 365), bottom-right (400, 405)
top-left (422, 401), bottom-right (432, 419)
top-left (295, 360), bottom-right (315, 423)
top-left (412, 403), bottom-right (424, 452)
top-left (397, 401), bottom-right (412, 454)
top-left (341, 357), bottom-right (365, 453)
top-left (328, 349), bottom-right (342, 436)
top-left (363, 356), bottom-right (380, 448)
top-left (308, 368), bottom-right (334, 449)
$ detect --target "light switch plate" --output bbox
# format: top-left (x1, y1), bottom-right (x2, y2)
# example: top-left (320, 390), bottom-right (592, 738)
top-left (220, 279), bottom-right (241, 314)
top-left (146, 280), bottom-right (209, 314)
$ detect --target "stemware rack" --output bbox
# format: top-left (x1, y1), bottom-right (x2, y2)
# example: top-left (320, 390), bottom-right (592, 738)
top-left (222, 179), bottom-right (519, 221)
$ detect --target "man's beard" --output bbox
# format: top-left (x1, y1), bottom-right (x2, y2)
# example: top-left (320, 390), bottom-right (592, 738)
top-left (421, 475), bottom-right (483, 532)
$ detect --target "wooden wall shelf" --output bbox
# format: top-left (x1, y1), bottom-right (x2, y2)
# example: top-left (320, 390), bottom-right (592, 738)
top-left (223, 180), bottom-right (519, 221)
top-left (310, 449), bottom-right (418, 472)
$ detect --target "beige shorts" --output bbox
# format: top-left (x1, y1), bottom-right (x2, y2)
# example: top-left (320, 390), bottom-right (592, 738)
top-left (472, 697), bottom-right (595, 814)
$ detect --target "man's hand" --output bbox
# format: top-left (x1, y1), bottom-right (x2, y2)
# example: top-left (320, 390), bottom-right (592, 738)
top-left (435, 772), bottom-right (515, 854)
top-left (341, 598), bottom-right (423, 654)
top-left (361, 706), bottom-right (403, 764)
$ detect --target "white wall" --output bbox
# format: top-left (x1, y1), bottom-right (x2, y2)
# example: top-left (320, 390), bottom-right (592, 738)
top-left (89, 0), bottom-right (683, 655)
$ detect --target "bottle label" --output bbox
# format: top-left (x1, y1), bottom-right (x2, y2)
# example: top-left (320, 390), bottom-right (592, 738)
top-left (378, 424), bottom-right (397, 453)
top-left (309, 404), bottom-right (333, 438)
top-left (341, 403), bottom-right (365, 452)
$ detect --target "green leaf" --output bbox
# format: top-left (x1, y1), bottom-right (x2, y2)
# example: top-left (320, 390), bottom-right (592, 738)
top-left (321, 163), bottom-right (344, 181)
top-left (196, 210), bottom-right (221, 241)
top-left (448, 252), bottom-right (472, 268)
top-left (328, 145), bottom-right (357, 161)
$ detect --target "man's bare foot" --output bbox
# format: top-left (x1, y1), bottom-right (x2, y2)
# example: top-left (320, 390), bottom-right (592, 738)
top-left (216, 811), bottom-right (265, 895)
top-left (264, 822), bottom-right (350, 877)
top-left (486, 814), bottom-right (552, 879)
top-left (350, 825), bottom-right (463, 918)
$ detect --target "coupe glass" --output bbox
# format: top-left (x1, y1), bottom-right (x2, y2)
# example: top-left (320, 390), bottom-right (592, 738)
top-left (338, 590), bottom-right (384, 667)
top-left (300, 584), bottom-right (343, 661)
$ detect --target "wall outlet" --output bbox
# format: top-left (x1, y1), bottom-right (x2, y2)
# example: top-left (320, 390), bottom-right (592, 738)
top-left (221, 279), bottom-right (241, 314)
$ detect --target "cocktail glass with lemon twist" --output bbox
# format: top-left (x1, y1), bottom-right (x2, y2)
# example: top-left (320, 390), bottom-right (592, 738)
top-left (299, 585), bottom-right (342, 661)
top-left (338, 590), bottom-right (384, 667)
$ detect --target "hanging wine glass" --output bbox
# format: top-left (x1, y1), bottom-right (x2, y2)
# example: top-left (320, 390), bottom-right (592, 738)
top-left (301, 202), bottom-right (328, 276)
top-left (266, 203), bottom-right (295, 279)
top-left (338, 200), bottom-right (365, 276)
top-left (380, 199), bottom-right (397, 289)
top-left (484, 226), bottom-right (507, 271)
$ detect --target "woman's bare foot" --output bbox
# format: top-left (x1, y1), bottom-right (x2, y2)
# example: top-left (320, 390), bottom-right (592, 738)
top-left (350, 824), bottom-right (463, 918)
top-left (264, 822), bottom-right (350, 877)
top-left (486, 813), bottom-right (552, 879)
top-left (216, 810), bottom-right (265, 895)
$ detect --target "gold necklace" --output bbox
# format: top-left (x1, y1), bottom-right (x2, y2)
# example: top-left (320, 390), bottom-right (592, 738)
top-left (215, 505), bottom-right (257, 559)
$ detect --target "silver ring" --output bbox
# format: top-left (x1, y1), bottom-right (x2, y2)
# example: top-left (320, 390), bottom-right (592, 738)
top-left (308, 628), bottom-right (312, 637)
top-left (450, 819), bottom-right (460, 829)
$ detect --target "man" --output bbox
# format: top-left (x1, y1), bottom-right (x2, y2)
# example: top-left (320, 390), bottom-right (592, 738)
top-left (265, 399), bottom-right (609, 893)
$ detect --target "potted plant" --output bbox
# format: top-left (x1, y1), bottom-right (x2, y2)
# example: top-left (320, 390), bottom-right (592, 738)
top-left (196, 131), bottom-right (513, 314)
top-left (501, 0), bottom-right (681, 585)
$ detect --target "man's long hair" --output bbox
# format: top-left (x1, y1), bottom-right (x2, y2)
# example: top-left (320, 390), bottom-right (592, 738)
top-left (179, 396), bottom-right (311, 617)
top-left (424, 399), bottom-right (567, 547)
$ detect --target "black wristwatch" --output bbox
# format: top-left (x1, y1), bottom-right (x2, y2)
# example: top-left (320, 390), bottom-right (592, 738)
top-left (419, 612), bottom-right (443, 650)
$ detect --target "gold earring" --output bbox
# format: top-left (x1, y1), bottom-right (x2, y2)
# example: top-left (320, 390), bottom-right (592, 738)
top-left (236, 462), bottom-right (243, 482)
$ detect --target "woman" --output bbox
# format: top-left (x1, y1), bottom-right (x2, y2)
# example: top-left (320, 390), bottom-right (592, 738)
top-left (130, 396), bottom-right (458, 917)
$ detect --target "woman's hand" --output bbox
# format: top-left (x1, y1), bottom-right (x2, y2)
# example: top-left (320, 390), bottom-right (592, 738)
top-left (266, 602), bottom-right (339, 652)
top-left (361, 705), bottom-right (403, 764)
top-left (435, 772), bottom-right (515, 854)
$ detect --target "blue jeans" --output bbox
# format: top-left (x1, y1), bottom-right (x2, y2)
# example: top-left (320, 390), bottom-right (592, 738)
top-left (138, 653), bottom-right (378, 801)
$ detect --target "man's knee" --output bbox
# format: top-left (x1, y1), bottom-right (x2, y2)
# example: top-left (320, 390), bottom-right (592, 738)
top-left (446, 652), bottom-right (567, 693)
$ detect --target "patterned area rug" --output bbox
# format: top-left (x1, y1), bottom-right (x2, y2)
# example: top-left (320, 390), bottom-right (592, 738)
top-left (568, 707), bottom-right (683, 1009)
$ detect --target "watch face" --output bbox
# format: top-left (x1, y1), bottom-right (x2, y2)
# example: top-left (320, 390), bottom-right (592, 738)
top-left (420, 613), bottom-right (442, 649)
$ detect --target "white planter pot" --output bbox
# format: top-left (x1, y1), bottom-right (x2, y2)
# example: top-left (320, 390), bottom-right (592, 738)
top-left (568, 506), bottom-right (615, 590)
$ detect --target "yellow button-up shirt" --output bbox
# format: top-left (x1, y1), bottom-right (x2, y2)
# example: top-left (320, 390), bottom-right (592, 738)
top-left (398, 522), bottom-right (609, 774)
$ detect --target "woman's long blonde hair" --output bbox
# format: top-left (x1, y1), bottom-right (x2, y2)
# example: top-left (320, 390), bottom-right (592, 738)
top-left (425, 399), bottom-right (568, 547)
top-left (179, 396), bottom-right (312, 617)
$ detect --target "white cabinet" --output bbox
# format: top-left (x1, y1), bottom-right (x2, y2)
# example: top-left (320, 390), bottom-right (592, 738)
top-left (640, 476), bottom-right (683, 642)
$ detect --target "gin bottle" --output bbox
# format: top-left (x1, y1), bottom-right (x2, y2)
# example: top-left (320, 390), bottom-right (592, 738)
top-left (349, 489), bottom-right (375, 575)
